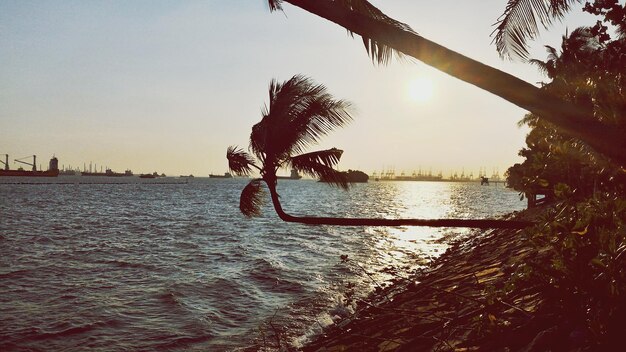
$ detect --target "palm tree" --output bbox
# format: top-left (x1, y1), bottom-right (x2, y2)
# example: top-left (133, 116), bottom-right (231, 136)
top-left (227, 74), bottom-right (352, 217)
top-left (228, 75), bottom-right (531, 229)
top-left (266, 0), bottom-right (626, 166)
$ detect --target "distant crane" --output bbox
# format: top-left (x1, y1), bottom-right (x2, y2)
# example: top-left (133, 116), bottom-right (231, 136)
top-left (1, 154), bottom-right (8, 170)
top-left (14, 155), bottom-right (37, 171)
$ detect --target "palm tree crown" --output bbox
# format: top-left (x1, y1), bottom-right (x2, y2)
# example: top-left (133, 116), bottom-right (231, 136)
top-left (227, 74), bottom-right (353, 217)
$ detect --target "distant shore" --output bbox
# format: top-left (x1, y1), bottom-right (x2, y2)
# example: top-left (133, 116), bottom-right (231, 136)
top-left (302, 208), bottom-right (562, 351)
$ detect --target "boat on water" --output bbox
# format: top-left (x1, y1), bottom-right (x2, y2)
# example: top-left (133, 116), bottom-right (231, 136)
top-left (82, 169), bottom-right (134, 177)
top-left (277, 169), bottom-right (302, 180)
top-left (209, 172), bottom-right (233, 179)
top-left (0, 155), bottom-right (59, 177)
top-left (138, 171), bottom-right (165, 179)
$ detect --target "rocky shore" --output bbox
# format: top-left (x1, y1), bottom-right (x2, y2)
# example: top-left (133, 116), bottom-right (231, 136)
top-left (303, 209), bottom-right (571, 351)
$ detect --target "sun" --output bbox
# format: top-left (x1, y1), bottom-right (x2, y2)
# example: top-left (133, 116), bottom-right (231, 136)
top-left (407, 77), bottom-right (434, 102)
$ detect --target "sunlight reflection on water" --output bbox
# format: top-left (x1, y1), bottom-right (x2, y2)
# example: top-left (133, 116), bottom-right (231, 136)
top-left (0, 177), bottom-right (525, 351)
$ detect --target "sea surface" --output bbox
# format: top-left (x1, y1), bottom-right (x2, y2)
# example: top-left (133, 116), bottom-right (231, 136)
top-left (0, 176), bottom-right (525, 351)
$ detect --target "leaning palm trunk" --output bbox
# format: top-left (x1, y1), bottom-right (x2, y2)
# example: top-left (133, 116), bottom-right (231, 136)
top-left (265, 178), bottom-right (531, 229)
top-left (282, 0), bottom-right (626, 166)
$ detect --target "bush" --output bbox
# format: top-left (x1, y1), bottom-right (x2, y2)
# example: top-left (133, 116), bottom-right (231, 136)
top-left (513, 194), bottom-right (626, 347)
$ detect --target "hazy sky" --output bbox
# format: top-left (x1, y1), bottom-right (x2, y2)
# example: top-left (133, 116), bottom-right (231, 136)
top-left (0, 1), bottom-right (599, 177)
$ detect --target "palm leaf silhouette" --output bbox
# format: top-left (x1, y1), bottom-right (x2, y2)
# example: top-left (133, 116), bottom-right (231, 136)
top-left (227, 146), bottom-right (256, 176)
top-left (269, 0), bottom-right (414, 64)
top-left (253, 75), bottom-right (353, 161)
top-left (492, 0), bottom-right (579, 60)
top-left (239, 179), bottom-right (266, 217)
top-left (288, 148), bottom-right (349, 189)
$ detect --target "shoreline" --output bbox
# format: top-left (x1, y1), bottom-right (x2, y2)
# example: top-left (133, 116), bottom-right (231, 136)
top-left (303, 209), bottom-right (551, 351)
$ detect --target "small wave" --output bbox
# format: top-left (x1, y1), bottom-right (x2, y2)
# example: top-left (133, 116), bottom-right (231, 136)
top-left (172, 241), bottom-right (199, 250)
top-left (103, 259), bottom-right (157, 271)
top-left (29, 320), bottom-right (115, 341)
top-left (58, 294), bottom-right (79, 300)
top-left (0, 269), bottom-right (31, 280)
top-left (150, 334), bottom-right (213, 350)
top-left (202, 278), bottom-right (248, 301)
top-left (289, 293), bottom-right (356, 349)
top-left (157, 290), bottom-right (185, 308)
top-left (34, 236), bottom-right (54, 244)
top-left (248, 258), bottom-right (281, 279)
top-left (247, 259), bottom-right (305, 294)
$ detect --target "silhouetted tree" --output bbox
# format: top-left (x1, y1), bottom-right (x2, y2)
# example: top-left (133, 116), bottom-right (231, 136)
top-left (502, 16), bottom-right (626, 347)
top-left (228, 75), bottom-right (531, 228)
top-left (227, 74), bottom-right (352, 218)
top-left (507, 24), bottom-right (626, 201)
top-left (266, 0), bottom-right (626, 165)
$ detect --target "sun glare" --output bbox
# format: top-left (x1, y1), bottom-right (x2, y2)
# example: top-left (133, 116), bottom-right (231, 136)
top-left (408, 77), bottom-right (434, 102)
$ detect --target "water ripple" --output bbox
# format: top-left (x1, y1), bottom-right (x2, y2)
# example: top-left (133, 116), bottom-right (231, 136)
top-left (0, 177), bottom-right (525, 351)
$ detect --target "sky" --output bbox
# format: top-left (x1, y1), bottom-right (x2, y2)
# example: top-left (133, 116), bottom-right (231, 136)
top-left (0, 1), bottom-right (600, 177)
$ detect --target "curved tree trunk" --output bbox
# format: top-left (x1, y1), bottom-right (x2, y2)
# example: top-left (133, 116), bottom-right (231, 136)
top-left (284, 0), bottom-right (626, 166)
top-left (266, 179), bottom-right (532, 229)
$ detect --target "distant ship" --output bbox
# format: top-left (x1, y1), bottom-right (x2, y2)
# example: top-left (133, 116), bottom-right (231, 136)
top-left (277, 169), bottom-right (302, 180)
top-left (0, 154), bottom-right (59, 177)
top-left (139, 172), bottom-right (163, 179)
top-left (81, 169), bottom-right (134, 177)
top-left (209, 172), bottom-right (233, 179)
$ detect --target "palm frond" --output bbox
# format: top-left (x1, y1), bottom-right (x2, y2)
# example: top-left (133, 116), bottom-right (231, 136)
top-left (251, 75), bottom-right (353, 164)
top-left (227, 146), bottom-right (256, 176)
top-left (492, 0), bottom-right (580, 60)
top-left (288, 150), bottom-right (349, 190)
top-left (239, 179), bottom-right (266, 217)
top-left (336, 0), bottom-right (416, 65)
top-left (563, 27), bottom-right (600, 54)
top-left (269, 0), bottom-right (415, 65)
top-left (545, 44), bottom-right (559, 61)
top-left (267, 0), bottom-right (282, 12)
top-left (517, 113), bottom-right (540, 128)
top-left (530, 28), bottom-right (602, 81)
top-left (251, 76), bottom-right (307, 159)
top-left (288, 148), bottom-right (344, 169)
top-left (529, 58), bottom-right (551, 76)
top-left (285, 95), bottom-right (353, 156)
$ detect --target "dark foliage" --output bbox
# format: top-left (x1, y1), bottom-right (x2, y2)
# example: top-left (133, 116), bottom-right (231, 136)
top-left (503, 4), bottom-right (626, 348)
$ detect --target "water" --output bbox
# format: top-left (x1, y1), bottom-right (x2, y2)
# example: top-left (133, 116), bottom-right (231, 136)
top-left (0, 176), bottom-right (525, 351)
